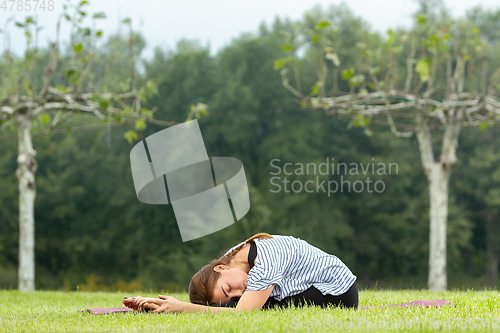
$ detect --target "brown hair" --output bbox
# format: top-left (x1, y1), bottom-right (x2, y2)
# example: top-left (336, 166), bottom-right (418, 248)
top-left (188, 233), bottom-right (273, 305)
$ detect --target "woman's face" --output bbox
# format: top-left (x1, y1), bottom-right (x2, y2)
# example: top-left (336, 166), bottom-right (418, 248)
top-left (211, 265), bottom-right (248, 304)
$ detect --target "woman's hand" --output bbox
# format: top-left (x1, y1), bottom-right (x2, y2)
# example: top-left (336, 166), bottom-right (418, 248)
top-left (139, 295), bottom-right (186, 313)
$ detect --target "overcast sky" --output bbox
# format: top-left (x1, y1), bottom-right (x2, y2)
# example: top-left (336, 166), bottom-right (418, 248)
top-left (1, 0), bottom-right (499, 59)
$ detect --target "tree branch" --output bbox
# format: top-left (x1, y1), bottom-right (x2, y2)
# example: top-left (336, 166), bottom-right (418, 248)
top-left (404, 29), bottom-right (416, 93)
top-left (415, 113), bottom-right (435, 179)
top-left (1, 106), bottom-right (15, 117)
top-left (385, 112), bottom-right (415, 138)
top-left (281, 71), bottom-right (303, 99)
top-left (487, 68), bottom-right (500, 96)
top-left (0, 121), bottom-right (126, 141)
top-left (39, 42), bottom-right (59, 97)
top-left (439, 107), bottom-right (464, 170)
top-left (127, 21), bottom-right (136, 92)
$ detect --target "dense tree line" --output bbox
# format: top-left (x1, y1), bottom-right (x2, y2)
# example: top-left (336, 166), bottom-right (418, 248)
top-left (0, 3), bottom-right (499, 291)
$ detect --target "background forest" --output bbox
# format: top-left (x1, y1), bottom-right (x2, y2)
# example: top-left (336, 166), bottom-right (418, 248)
top-left (1, 1), bottom-right (500, 292)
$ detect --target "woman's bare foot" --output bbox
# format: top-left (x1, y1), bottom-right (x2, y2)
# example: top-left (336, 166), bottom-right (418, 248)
top-left (123, 295), bottom-right (160, 312)
top-left (123, 295), bottom-right (143, 311)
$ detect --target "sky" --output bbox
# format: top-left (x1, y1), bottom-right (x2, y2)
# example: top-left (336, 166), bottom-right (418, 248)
top-left (0, 0), bottom-right (499, 59)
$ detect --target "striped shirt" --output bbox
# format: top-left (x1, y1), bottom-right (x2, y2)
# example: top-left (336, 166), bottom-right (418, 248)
top-left (223, 235), bottom-right (357, 301)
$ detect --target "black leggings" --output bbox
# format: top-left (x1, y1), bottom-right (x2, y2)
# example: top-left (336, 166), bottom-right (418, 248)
top-left (263, 282), bottom-right (358, 309)
top-left (211, 282), bottom-right (358, 309)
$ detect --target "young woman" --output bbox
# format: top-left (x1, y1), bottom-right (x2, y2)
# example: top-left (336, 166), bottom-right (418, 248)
top-left (123, 233), bottom-right (358, 313)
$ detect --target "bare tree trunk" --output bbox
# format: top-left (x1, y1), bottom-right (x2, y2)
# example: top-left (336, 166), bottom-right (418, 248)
top-left (15, 111), bottom-right (37, 292)
top-left (427, 162), bottom-right (450, 291)
top-left (415, 109), bottom-right (462, 291)
top-left (415, 114), bottom-right (445, 291)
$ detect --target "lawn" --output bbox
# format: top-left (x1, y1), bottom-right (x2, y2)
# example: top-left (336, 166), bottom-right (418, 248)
top-left (1, 289), bottom-right (499, 332)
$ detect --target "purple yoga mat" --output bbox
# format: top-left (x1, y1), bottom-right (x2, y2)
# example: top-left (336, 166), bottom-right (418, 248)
top-left (80, 300), bottom-right (453, 314)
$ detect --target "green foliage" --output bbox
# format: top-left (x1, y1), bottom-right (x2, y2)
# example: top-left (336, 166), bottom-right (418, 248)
top-left (118, 78), bottom-right (131, 93)
top-left (342, 68), bottom-right (355, 80)
top-left (123, 130), bottom-right (138, 144)
top-left (310, 80), bottom-right (321, 96)
top-left (417, 14), bottom-right (427, 25)
top-left (416, 57), bottom-right (431, 82)
top-left (134, 118), bottom-right (146, 131)
top-left (93, 12), bottom-right (106, 19)
top-left (145, 80), bottom-right (158, 98)
top-left (315, 21), bottom-right (331, 30)
top-left (187, 103), bottom-right (209, 121)
top-left (273, 57), bottom-right (294, 71)
top-left (348, 74), bottom-right (365, 87)
top-left (273, 58), bottom-right (285, 70)
top-left (41, 113), bottom-right (51, 124)
top-left (66, 69), bottom-right (76, 79)
top-left (140, 108), bottom-right (153, 118)
top-left (22, 81), bottom-right (33, 97)
top-left (387, 29), bottom-right (396, 43)
top-left (73, 43), bottom-right (83, 53)
top-left (347, 114), bottom-right (372, 137)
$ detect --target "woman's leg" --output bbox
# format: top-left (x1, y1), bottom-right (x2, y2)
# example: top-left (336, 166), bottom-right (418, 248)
top-left (263, 282), bottom-right (359, 309)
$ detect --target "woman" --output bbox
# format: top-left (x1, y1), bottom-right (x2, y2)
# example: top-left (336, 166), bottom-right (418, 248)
top-left (124, 233), bottom-right (358, 313)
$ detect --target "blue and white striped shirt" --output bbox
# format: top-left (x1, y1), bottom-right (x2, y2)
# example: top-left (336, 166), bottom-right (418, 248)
top-left (224, 235), bottom-right (357, 301)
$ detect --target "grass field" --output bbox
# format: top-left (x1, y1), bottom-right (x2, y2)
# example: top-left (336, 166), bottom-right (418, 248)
top-left (1, 289), bottom-right (499, 332)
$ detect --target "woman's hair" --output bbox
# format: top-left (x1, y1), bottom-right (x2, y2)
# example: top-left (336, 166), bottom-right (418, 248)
top-left (189, 233), bottom-right (273, 306)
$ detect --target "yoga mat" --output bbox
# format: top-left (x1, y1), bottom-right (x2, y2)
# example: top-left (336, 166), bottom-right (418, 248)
top-left (80, 300), bottom-right (453, 314)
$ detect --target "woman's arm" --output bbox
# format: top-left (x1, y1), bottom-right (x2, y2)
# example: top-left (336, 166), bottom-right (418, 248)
top-left (138, 296), bottom-right (234, 313)
top-left (234, 287), bottom-right (274, 311)
top-left (180, 301), bottom-right (234, 313)
top-left (141, 286), bottom-right (274, 313)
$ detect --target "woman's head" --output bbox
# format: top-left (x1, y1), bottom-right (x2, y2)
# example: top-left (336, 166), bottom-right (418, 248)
top-left (188, 255), bottom-right (250, 305)
top-left (189, 233), bottom-right (273, 306)
top-left (211, 264), bottom-right (248, 303)
top-left (188, 256), bottom-right (231, 306)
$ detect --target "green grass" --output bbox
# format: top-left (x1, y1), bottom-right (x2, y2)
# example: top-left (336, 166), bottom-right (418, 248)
top-left (1, 289), bottom-right (499, 332)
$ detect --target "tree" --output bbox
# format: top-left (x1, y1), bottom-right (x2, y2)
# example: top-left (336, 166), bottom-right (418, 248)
top-left (275, 6), bottom-right (500, 291)
top-left (0, 1), bottom-right (176, 291)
